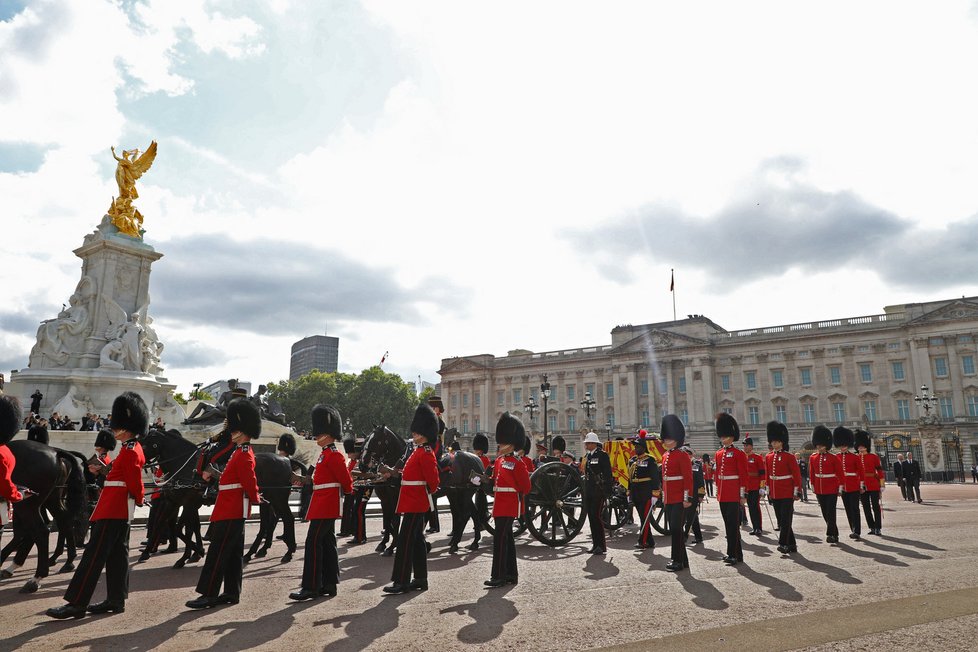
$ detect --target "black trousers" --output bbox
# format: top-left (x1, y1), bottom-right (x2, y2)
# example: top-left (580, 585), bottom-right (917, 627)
top-left (860, 490), bottom-right (882, 530)
top-left (490, 516), bottom-right (518, 580)
top-left (302, 518), bottom-right (338, 592)
top-left (841, 491), bottom-right (861, 536)
top-left (719, 501), bottom-right (743, 560)
top-left (426, 503), bottom-right (440, 532)
top-left (665, 503), bottom-right (688, 566)
top-left (684, 496), bottom-right (702, 541)
top-left (353, 487), bottom-right (371, 542)
top-left (771, 498), bottom-right (796, 548)
top-left (390, 512), bottom-right (426, 584)
top-left (340, 493), bottom-right (355, 535)
top-left (195, 518), bottom-right (244, 598)
top-left (585, 493), bottom-right (606, 550)
top-left (632, 490), bottom-right (654, 547)
top-left (447, 487), bottom-right (478, 546)
top-left (816, 493), bottom-right (839, 538)
top-left (908, 481), bottom-right (922, 502)
top-left (64, 519), bottom-right (130, 607)
top-left (745, 490), bottom-right (763, 530)
top-left (474, 489), bottom-right (489, 534)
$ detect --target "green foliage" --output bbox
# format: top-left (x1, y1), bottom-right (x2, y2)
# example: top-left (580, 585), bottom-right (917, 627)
top-left (173, 392), bottom-right (187, 405)
top-left (268, 366), bottom-right (421, 437)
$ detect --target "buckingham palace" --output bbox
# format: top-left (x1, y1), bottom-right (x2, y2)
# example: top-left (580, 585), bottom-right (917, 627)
top-left (437, 296), bottom-right (978, 477)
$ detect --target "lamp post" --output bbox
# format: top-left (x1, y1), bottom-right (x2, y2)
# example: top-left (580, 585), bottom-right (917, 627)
top-left (524, 396), bottom-right (538, 433)
top-left (540, 375), bottom-right (551, 451)
top-left (192, 382), bottom-right (202, 401)
top-left (580, 390), bottom-right (596, 430)
top-left (914, 385), bottom-right (937, 419)
top-left (605, 421), bottom-right (613, 443)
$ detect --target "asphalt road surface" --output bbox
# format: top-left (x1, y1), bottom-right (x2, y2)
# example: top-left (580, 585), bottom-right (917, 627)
top-left (1, 483), bottom-right (976, 651)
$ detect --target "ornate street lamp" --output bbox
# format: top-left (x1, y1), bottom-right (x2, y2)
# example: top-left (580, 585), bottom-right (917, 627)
top-left (914, 385), bottom-right (937, 419)
top-left (192, 382), bottom-right (202, 401)
top-left (580, 390), bottom-right (596, 429)
top-left (524, 396), bottom-right (538, 432)
top-left (540, 375), bottom-right (551, 451)
top-left (605, 421), bottom-right (613, 442)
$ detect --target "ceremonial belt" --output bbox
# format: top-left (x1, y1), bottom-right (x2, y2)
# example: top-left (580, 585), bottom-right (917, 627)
top-left (844, 473), bottom-right (858, 477)
top-left (495, 486), bottom-right (517, 492)
top-left (104, 481), bottom-right (127, 488)
top-left (313, 482), bottom-right (342, 512)
top-left (864, 473), bottom-right (878, 478)
top-left (770, 475), bottom-right (793, 480)
top-left (814, 473), bottom-right (837, 478)
top-left (403, 479), bottom-right (435, 511)
top-left (219, 483), bottom-right (243, 490)
top-left (631, 478), bottom-right (651, 483)
top-left (720, 475), bottom-right (740, 480)
top-left (663, 475), bottom-right (684, 481)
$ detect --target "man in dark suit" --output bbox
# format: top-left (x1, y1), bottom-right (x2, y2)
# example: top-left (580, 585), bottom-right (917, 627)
top-left (894, 453), bottom-right (908, 501)
top-left (906, 452), bottom-right (922, 503)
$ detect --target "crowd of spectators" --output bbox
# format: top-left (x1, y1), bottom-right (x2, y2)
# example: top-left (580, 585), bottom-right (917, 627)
top-left (23, 411), bottom-right (112, 431)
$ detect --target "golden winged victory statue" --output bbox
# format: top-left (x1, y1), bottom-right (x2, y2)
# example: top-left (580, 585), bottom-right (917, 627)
top-left (108, 140), bottom-right (157, 238)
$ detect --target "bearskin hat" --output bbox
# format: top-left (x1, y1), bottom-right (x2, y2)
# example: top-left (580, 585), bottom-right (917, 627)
top-left (552, 435), bottom-right (566, 453)
top-left (278, 433), bottom-right (297, 456)
top-left (811, 425), bottom-right (832, 449)
top-left (95, 428), bottom-right (117, 451)
top-left (853, 429), bottom-right (872, 452)
top-left (521, 434), bottom-right (531, 455)
top-left (660, 414), bottom-right (686, 447)
top-left (342, 438), bottom-right (356, 454)
top-left (0, 395), bottom-right (21, 446)
top-left (833, 426), bottom-right (854, 449)
top-left (27, 424), bottom-right (49, 445)
top-left (766, 420), bottom-right (789, 448)
top-left (111, 392), bottom-right (148, 436)
top-left (427, 395), bottom-right (445, 412)
top-left (715, 412), bottom-right (740, 441)
top-left (410, 403), bottom-right (439, 444)
top-left (227, 397), bottom-right (261, 439)
top-left (311, 404), bottom-right (342, 439)
top-left (472, 432), bottom-right (489, 453)
top-left (494, 412), bottom-right (525, 448)
top-left (448, 440), bottom-right (461, 452)
top-left (742, 436), bottom-right (754, 447)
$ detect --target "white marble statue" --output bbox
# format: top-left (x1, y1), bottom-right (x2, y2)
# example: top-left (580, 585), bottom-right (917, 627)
top-left (29, 276), bottom-right (95, 368)
top-left (50, 384), bottom-right (95, 421)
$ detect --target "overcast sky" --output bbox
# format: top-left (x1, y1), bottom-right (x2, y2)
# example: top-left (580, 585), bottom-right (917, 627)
top-left (2, 0), bottom-right (977, 398)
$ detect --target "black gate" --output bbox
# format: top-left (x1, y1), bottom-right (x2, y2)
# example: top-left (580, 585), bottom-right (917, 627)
top-left (877, 432), bottom-right (965, 483)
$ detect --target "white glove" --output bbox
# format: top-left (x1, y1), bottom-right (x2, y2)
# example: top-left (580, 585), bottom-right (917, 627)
top-left (758, 487), bottom-right (767, 497)
top-left (470, 475), bottom-right (482, 486)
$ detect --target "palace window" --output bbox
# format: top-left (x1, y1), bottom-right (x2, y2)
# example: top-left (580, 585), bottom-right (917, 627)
top-left (745, 371), bottom-right (757, 390)
top-left (497, 390), bottom-right (504, 406)
top-left (800, 368), bottom-right (812, 386)
top-left (586, 383), bottom-right (595, 397)
top-left (607, 411), bottom-right (615, 428)
top-left (747, 405), bottom-right (760, 425)
top-left (967, 396), bottom-right (978, 418)
top-left (641, 409), bottom-right (650, 428)
top-left (566, 385), bottom-right (575, 401)
top-left (659, 377), bottom-right (668, 394)
top-left (462, 418), bottom-right (469, 433)
top-left (462, 393), bottom-right (469, 408)
top-left (678, 377), bottom-right (687, 393)
top-left (451, 394), bottom-right (458, 409)
top-left (775, 404), bottom-right (787, 423)
top-left (939, 397), bottom-right (953, 420)
top-left (720, 374), bottom-right (730, 391)
top-left (832, 402), bottom-right (846, 423)
top-left (802, 403), bottom-right (816, 424)
top-left (680, 409), bottom-right (689, 426)
top-left (549, 415), bottom-right (557, 432)
top-left (513, 389), bottom-right (522, 404)
top-left (891, 361), bottom-right (905, 381)
top-left (829, 366), bottom-right (842, 384)
top-left (474, 391), bottom-right (480, 407)
top-left (864, 400), bottom-right (877, 423)
top-left (475, 418), bottom-right (480, 432)
top-left (859, 363), bottom-right (873, 383)
top-left (772, 370), bottom-right (784, 389)
top-left (897, 399), bottom-right (911, 420)
top-left (963, 356), bottom-right (976, 375)
top-left (606, 382), bottom-right (614, 399)
top-left (567, 415), bottom-right (577, 431)
top-left (934, 357), bottom-right (949, 378)
top-left (640, 379), bottom-right (648, 396)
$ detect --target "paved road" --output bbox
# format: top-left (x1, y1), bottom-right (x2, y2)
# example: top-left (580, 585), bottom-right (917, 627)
top-left (1, 484), bottom-right (976, 651)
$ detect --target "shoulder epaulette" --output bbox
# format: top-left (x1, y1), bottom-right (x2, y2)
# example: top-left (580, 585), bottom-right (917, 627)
top-left (241, 444), bottom-right (250, 452)
top-left (124, 440), bottom-right (136, 449)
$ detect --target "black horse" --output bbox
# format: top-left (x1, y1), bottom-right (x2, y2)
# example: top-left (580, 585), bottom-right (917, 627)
top-left (243, 457), bottom-right (308, 564)
top-left (438, 450), bottom-right (488, 552)
top-left (139, 429), bottom-right (298, 567)
top-left (0, 440), bottom-right (89, 593)
top-left (360, 425), bottom-right (408, 555)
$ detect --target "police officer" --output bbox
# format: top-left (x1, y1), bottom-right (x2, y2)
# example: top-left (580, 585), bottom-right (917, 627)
top-left (660, 416), bottom-right (692, 571)
top-left (47, 393), bottom-right (147, 619)
top-left (765, 421), bottom-right (802, 554)
top-left (383, 404), bottom-right (440, 595)
top-left (834, 426), bottom-right (862, 540)
top-left (186, 398), bottom-right (262, 609)
top-left (485, 413), bottom-right (531, 587)
top-left (715, 413), bottom-right (748, 565)
top-left (628, 431), bottom-right (660, 549)
top-left (290, 404), bottom-right (353, 600)
top-left (582, 431), bottom-right (612, 555)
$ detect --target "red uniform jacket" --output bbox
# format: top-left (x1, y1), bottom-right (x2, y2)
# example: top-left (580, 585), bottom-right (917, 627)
top-left (396, 445), bottom-right (439, 513)
top-left (765, 451), bottom-right (802, 500)
top-left (211, 445), bottom-right (260, 522)
top-left (836, 450), bottom-right (862, 493)
top-left (307, 445), bottom-right (354, 520)
top-left (519, 455), bottom-right (535, 474)
top-left (478, 454), bottom-right (491, 472)
top-left (858, 452), bottom-right (884, 492)
top-left (346, 458), bottom-right (357, 473)
top-left (704, 463), bottom-right (714, 481)
top-left (809, 452), bottom-right (843, 495)
top-left (492, 453), bottom-right (531, 517)
top-left (91, 439), bottom-right (144, 521)
top-left (0, 445), bottom-right (22, 503)
top-left (715, 445), bottom-right (749, 503)
top-left (660, 449), bottom-right (693, 505)
top-left (745, 452), bottom-right (766, 491)
top-left (151, 467), bottom-right (164, 500)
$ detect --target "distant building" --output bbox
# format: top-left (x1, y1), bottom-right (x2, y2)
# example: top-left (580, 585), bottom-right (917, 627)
top-left (201, 379), bottom-right (251, 401)
top-left (290, 335), bottom-right (339, 380)
top-left (419, 379), bottom-right (438, 395)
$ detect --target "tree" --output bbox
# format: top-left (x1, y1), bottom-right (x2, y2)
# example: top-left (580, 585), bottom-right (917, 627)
top-left (268, 367), bottom-right (420, 437)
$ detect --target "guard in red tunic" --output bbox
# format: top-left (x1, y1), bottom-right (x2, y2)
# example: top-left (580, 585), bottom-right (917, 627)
top-left (714, 413), bottom-right (748, 565)
top-left (809, 425), bottom-right (843, 543)
top-left (742, 436), bottom-right (766, 535)
top-left (383, 403), bottom-right (440, 595)
top-left (290, 404), bottom-right (354, 600)
top-left (518, 435), bottom-right (536, 475)
top-left (855, 429), bottom-right (885, 536)
top-left (485, 412), bottom-right (531, 587)
top-left (834, 426), bottom-right (862, 540)
top-left (1, 396), bottom-right (26, 532)
top-left (660, 415), bottom-right (692, 572)
top-left (47, 392), bottom-right (147, 619)
top-left (765, 421), bottom-right (802, 554)
top-left (186, 398), bottom-right (262, 609)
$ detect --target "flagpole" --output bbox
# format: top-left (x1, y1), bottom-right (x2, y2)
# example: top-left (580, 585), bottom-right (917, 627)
top-left (671, 268), bottom-right (676, 321)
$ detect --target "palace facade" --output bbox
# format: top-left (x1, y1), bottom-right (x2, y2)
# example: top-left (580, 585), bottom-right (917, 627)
top-left (438, 296), bottom-right (978, 471)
